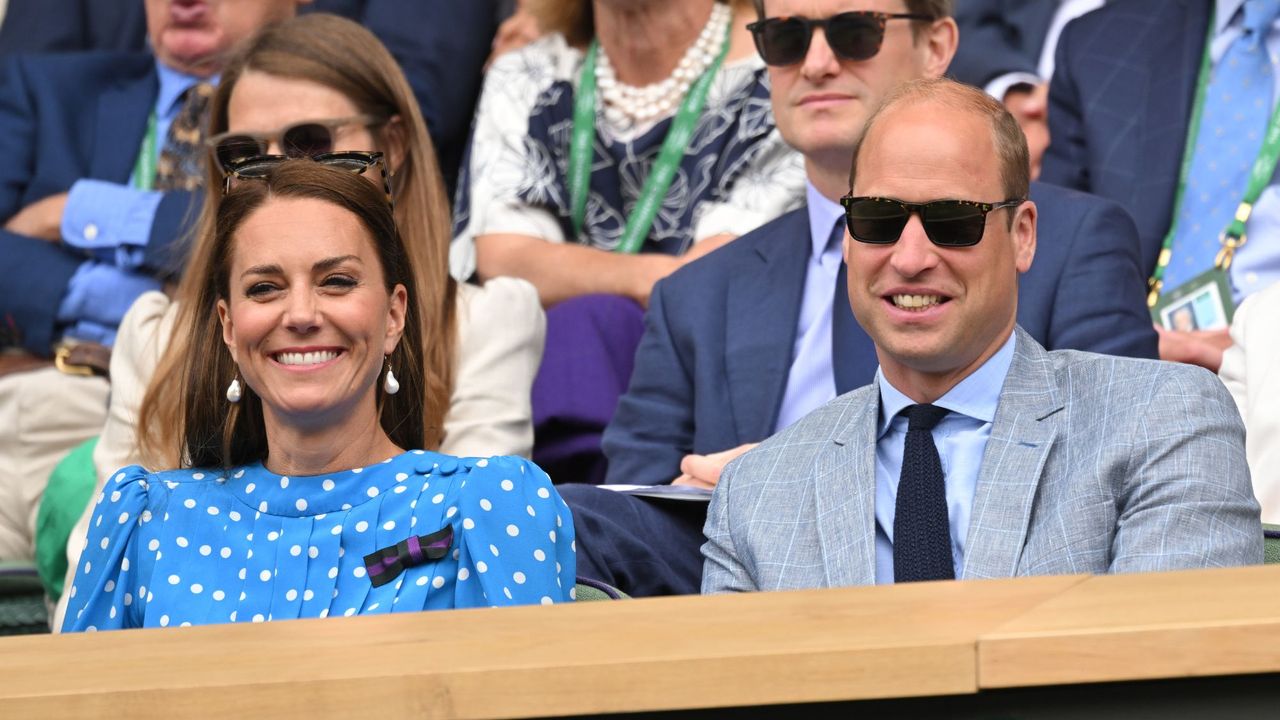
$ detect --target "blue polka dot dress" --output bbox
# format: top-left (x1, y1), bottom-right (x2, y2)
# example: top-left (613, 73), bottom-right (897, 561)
top-left (63, 451), bottom-right (576, 631)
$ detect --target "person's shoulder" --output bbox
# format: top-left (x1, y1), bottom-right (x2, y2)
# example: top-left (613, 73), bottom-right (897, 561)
top-left (1045, 349), bottom-right (1228, 410)
top-left (486, 33), bottom-right (580, 85)
top-left (5, 49), bottom-right (153, 84)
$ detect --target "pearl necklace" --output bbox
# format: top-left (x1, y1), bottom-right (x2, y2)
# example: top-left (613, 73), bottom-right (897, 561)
top-left (596, 2), bottom-right (732, 131)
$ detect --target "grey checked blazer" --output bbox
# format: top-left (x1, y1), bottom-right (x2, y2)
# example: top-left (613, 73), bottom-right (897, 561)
top-left (702, 328), bottom-right (1263, 593)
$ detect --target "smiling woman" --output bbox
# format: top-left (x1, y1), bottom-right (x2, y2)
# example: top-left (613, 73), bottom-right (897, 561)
top-left (59, 162), bottom-right (576, 631)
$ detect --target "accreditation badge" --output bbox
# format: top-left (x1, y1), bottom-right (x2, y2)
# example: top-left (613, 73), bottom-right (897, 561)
top-left (1151, 266), bottom-right (1237, 331)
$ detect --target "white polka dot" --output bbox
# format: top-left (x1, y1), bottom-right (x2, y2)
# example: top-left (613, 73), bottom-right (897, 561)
top-left (289, 545), bottom-right (302, 557)
top-left (537, 487), bottom-right (551, 499)
top-left (479, 498), bottom-right (492, 511)
top-left (244, 482), bottom-right (254, 493)
top-left (489, 544), bottom-right (500, 557)
top-left (541, 596), bottom-right (553, 605)
top-left (121, 558), bottom-right (130, 571)
top-left (253, 614), bottom-right (265, 623)
top-left (229, 510), bottom-right (241, 522)
top-left (513, 572), bottom-right (526, 584)
top-left (167, 574), bottom-right (180, 585)
top-left (428, 575), bottom-right (444, 589)
top-left (395, 472), bottom-right (408, 482)
top-left (549, 530), bottom-right (556, 542)
top-left (110, 490), bottom-right (121, 502)
top-left (99, 537), bottom-right (109, 550)
top-left (476, 458), bottom-right (489, 468)
top-left (446, 507), bottom-right (457, 518)
top-left (229, 611), bottom-right (238, 622)
top-left (501, 479), bottom-right (514, 492)
top-left (318, 608), bottom-right (328, 618)
top-left (503, 587), bottom-right (513, 599)
top-left (506, 524), bottom-right (519, 537)
top-left (109, 607), bottom-right (116, 619)
top-left (382, 520), bottom-right (396, 531)
top-left (534, 549), bottom-right (546, 561)
top-left (527, 505), bottom-right (536, 517)
top-left (328, 566), bottom-right (338, 579)
top-left (192, 472), bottom-right (205, 480)
top-left (113, 472), bottom-right (125, 484)
top-left (367, 486), bottom-right (379, 498)
top-left (367, 603), bottom-right (380, 611)
top-left (280, 476), bottom-right (289, 489)
top-left (267, 531), bottom-right (279, 541)
top-left (432, 493), bottom-right (444, 504)
top-left (341, 503), bottom-right (352, 510)
top-left (176, 536), bottom-right (189, 547)
top-left (259, 570), bottom-right (271, 582)
top-left (117, 512), bottom-right (130, 524)
top-left (411, 517), bottom-right (417, 527)
top-left (341, 608), bottom-right (355, 617)
top-left (308, 546), bottom-right (319, 559)
top-left (104, 580), bottom-right (115, 593)
top-left (140, 510), bottom-right (152, 523)
top-left (304, 589), bottom-right (314, 601)
top-left (353, 467), bottom-right (363, 473)
top-left (462, 518), bottom-right (475, 530)
top-left (199, 545), bottom-right (212, 556)
top-left (220, 547), bottom-right (232, 559)
top-left (239, 591), bottom-right (247, 601)
top-left (353, 566), bottom-right (366, 578)
top-left (458, 568), bottom-right (470, 581)
top-left (212, 590), bottom-right (225, 601)
top-left (207, 506), bottom-right (219, 516)
top-left (355, 520), bottom-right (369, 533)
top-left (322, 479), bottom-right (335, 492)
top-left (286, 589), bottom-right (298, 601)
top-left (394, 485), bottom-right (407, 494)
top-left (416, 576), bottom-right (428, 586)
top-left (246, 550), bottom-right (253, 559)
top-left (183, 499), bottom-right (196, 509)
top-left (238, 568), bottom-right (247, 580)
top-left (259, 501), bottom-right (269, 513)
top-left (476, 561), bottom-right (488, 573)
top-left (123, 592), bottom-right (132, 606)
top-left (331, 525), bottom-right (343, 535)
top-left (160, 615), bottom-right (170, 627)
top-left (570, 587), bottom-right (577, 600)
top-left (191, 583), bottom-right (203, 594)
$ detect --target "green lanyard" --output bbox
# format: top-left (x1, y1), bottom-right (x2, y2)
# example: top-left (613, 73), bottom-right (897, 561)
top-left (568, 28), bottom-right (730, 254)
top-left (1150, 9), bottom-right (1280, 306)
top-left (132, 112), bottom-right (159, 191)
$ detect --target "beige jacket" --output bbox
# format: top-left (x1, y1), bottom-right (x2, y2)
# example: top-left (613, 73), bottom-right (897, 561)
top-left (1220, 283), bottom-right (1280, 523)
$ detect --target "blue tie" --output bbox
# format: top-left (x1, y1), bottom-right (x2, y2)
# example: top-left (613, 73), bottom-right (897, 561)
top-left (1165, 0), bottom-right (1280, 290)
top-left (893, 403), bottom-right (954, 583)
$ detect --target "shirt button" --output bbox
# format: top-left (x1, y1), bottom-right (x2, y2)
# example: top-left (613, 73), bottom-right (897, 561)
top-left (1246, 272), bottom-right (1259, 285)
top-left (438, 458), bottom-right (459, 476)
top-left (414, 460), bottom-right (433, 475)
top-left (83, 223), bottom-right (99, 241)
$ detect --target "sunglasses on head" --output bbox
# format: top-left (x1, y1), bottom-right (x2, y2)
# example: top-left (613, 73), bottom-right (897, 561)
top-left (747, 11), bottom-right (934, 66)
top-left (839, 196), bottom-right (1025, 248)
top-left (221, 151), bottom-right (394, 207)
top-left (208, 114), bottom-right (386, 175)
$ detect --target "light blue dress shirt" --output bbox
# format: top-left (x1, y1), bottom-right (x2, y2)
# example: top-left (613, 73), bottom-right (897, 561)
top-left (56, 61), bottom-right (208, 346)
top-left (1205, 0), bottom-right (1280, 300)
top-left (872, 332), bottom-right (1017, 584)
top-left (773, 182), bottom-right (846, 433)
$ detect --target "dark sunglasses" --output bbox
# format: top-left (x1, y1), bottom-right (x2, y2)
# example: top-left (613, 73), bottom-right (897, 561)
top-left (221, 151), bottom-right (394, 208)
top-left (208, 114), bottom-right (386, 174)
top-left (747, 11), bottom-right (934, 66)
top-left (839, 196), bottom-right (1025, 248)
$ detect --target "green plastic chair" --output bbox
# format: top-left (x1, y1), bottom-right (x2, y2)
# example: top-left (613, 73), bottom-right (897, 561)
top-left (574, 577), bottom-right (629, 601)
top-left (0, 561), bottom-right (48, 635)
top-left (1264, 524), bottom-right (1280, 564)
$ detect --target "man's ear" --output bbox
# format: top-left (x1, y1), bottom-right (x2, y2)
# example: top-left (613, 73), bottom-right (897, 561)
top-left (1012, 200), bottom-right (1037, 274)
top-left (217, 298), bottom-right (239, 363)
top-left (921, 17), bottom-right (959, 80)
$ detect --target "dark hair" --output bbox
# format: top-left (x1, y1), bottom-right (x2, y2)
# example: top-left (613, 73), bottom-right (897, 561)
top-left (181, 160), bottom-right (426, 468)
top-left (849, 77), bottom-right (1030, 217)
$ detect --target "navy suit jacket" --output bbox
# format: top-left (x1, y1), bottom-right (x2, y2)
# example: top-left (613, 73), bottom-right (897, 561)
top-left (951, 0), bottom-right (1058, 87)
top-left (602, 182), bottom-right (1158, 487)
top-left (0, 51), bottom-right (200, 355)
top-left (1040, 0), bottom-right (1211, 276)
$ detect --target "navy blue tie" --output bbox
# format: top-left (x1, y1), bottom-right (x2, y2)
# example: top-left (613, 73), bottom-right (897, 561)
top-left (893, 403), bottom-right (954, 583)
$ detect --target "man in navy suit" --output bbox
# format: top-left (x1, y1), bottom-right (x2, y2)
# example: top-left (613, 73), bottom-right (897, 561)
top-left (1041, 0), bottom-right (1278, 370)
top-left (560, 0), bottom-right (1157, 597)
top-left (0, 0), bottom-right (310, 561)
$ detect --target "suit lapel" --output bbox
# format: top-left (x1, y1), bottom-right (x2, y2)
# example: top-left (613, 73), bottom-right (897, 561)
top-left (89, 64), bottom-right (157, 182)
top-left (812, 388), bottom-right (879, 587)
top-left (725, 208), bottom-right (811, 441)
top-left (961, 328), bottom-right (1064, 579)
top-left (832, 261), bottom-right (879, 394)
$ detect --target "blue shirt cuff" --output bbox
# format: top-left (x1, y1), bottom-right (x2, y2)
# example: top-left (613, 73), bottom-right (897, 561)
top-left (62, 179), bottom-right (164, 269)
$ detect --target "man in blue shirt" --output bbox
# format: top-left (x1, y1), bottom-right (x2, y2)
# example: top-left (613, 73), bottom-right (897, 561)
top-left (702, 77), bottom-right (1259, 592)
top-left (0, 0), bottom-right (311, 562)
top-left (561, 0), bottom-right (1158, 597)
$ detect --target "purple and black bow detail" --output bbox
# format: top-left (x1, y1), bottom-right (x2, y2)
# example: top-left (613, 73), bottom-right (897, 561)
top-left (363, 524), bottom-right (453, 588)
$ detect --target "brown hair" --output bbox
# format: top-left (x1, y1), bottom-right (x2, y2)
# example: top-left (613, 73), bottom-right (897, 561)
top-left (750, 0), bottom-right (953, 40)
top-left (181, 160), bottom-right (425, 467)
top-left (139, 13), bottom-right (455, 468)
top-left (849, 77), bottom-right (1030, 212)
